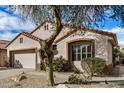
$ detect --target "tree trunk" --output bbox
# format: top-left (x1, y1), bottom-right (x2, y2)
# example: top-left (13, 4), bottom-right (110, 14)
top-left (39, 6), bottom-right (63, 86)
top-left (39, 40), bottom-right (55, 86)
top-left (47, 59), bottom-right (54, 86)
top-left (44, 52), bottom-right (54, 86)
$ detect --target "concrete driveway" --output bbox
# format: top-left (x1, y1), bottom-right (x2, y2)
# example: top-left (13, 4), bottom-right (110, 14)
top-left (0, 68), bottom-right (34, 80)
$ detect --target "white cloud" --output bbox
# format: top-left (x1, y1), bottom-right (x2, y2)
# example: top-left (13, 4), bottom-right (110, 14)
top-left (0, 9), bottom-right (35, 40)
top-left (0, 31), bottom-right (19, 40)
top-left (0, 11), bottom-right (34, 31)
top-left (103, 27), bottom-right (124, 45)
top-left (107, 27), bottom-right (124, 34)
top-left (106, 27), bottom-right (124, 36)
top-left (0, 14), bottom-right (35, 32)
top-left (119, 41), bottom-right (124, 45)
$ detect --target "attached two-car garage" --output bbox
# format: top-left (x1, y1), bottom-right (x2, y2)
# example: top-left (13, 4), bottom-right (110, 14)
top-left (10, 49), bottom-right (37, 69)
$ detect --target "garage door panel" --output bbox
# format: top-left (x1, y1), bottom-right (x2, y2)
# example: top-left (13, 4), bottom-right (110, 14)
top-left (14, 53), bottom-right (36, 69)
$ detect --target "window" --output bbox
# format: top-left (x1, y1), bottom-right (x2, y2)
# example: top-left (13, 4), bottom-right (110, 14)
top-left (52, 44), bottom-right (57, 50)
top-left (72, 44), bottom-right (93, 61)
top-left (20, 38), bottom-right (23, 43)
top-left (44, 24), bottom-right (49, 30)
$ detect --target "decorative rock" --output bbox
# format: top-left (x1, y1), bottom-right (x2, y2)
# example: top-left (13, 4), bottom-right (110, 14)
top-left (94, 73), bottom-right (98, 76)
top-left (14, 82), bottom-right (21, 87)
top-left (11, 71), bottom-right (27, 82)
top-left (105, 80), bottom-right (109, 84)
top-left (56, 84), bottom-right (68, 88)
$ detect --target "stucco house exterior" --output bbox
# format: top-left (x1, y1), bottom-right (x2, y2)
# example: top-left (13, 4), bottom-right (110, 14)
top-left (6, 21), bottom-right (118, 70)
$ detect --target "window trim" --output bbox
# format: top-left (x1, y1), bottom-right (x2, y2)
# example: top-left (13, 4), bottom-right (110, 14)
top-left (71, 41), bottom-right (94, 61)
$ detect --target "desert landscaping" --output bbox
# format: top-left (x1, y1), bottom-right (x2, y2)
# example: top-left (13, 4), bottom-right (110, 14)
top-left (0, 69), bottom-right (124, 88)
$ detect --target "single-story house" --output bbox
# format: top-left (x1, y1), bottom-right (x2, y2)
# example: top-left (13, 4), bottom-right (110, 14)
top-left (0, 40), bottom-right (9, 67)
top-left (6, 21), bottom-right (118, 70)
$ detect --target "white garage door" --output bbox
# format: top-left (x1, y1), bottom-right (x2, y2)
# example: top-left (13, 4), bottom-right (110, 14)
top-left (14, 53), bottom-right (36, 69)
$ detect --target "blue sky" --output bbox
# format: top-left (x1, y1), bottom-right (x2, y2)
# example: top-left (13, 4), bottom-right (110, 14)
top-left (0, 6), bottom-right (35, 40)
top-left (0, 6), bottom-right (124, 46)
top-left (93, 18), bottom-right (124, 46)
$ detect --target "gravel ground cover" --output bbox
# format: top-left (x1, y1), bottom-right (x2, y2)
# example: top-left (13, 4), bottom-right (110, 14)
top-left (0, 73), bottom-right (124, 88)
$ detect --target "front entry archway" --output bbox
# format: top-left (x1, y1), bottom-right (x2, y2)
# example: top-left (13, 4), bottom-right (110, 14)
top-left (68, 40), bottom-right (94, 70)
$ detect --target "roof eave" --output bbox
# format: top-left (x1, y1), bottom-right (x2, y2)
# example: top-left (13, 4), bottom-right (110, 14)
top-left (5, 33), bottom-right (21, 48)
top-left (6, 32), bottom-right (41, 48)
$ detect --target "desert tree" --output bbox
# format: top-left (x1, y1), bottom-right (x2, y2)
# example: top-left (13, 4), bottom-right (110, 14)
top-left (9, 5), bottom-right (124, 86)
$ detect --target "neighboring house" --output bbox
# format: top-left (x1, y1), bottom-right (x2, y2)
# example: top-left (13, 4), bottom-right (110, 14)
top-left (120, 45), bottom-right (124, 64)
top-left (0, 40), bottom-right (9, 67)
top-left (120, 45), bottom-right (124, 53)
top-left (6, 21), bottom-right (118, 70)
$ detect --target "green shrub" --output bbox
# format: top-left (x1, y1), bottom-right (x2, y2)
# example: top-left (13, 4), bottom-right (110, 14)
top-left (68, 74), bottom-right (89, 84)
top-left (81, 57), bottom-right (106, 76)
top-left (52, 56), bottom-right (69, 72)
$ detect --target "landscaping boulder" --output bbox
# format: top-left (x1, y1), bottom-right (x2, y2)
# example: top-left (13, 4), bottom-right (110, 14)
top-left (56, 84), bottom-right (68, 88)
top-left (11, 71), bottom-right (27, 82)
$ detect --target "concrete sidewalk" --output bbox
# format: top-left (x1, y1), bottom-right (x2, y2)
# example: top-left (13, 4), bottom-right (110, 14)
top-left (27, 71), bottom-right (124, 82)
top-left (92, 77), bottom-right (124, 82)
top-left (0, 68), bottom-right (34, 80)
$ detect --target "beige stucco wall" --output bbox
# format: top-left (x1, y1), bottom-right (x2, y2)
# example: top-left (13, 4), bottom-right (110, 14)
top-left (7, 34), bottom-right (41, 64)
top-left (7, 35), bottom-right (41, 50)
top-left (32, 22), bottom-right (54, 40)
top-left (31, 22), bottom-right (72, 41)
top-left (107, 41), bottom-right (113, 65)
top-left (31, 22), bottom-right (113, 65)
top-left (54, 30), bottom-right (113, 65)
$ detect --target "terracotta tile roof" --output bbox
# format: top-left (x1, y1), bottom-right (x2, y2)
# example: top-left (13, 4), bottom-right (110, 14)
top-left (54, 27), bottom-right (118, 45)
top-left (0, 40), bottom-right (10, 49)
top-left (22, 32), bottom-right (41, 42)
top-left (30, 21), bottom-right (117, 45)
top-left (6, 32), bottom-right (42, 48)
top-left (6, 21), bottom-right (118, 48)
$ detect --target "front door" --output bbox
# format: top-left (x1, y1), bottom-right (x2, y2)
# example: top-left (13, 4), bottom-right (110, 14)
top-left (70, 42), bottom-right (93, 70)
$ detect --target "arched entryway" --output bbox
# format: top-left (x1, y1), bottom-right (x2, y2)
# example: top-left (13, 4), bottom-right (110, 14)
top-left (68, 39), bottom-right (95, 70)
